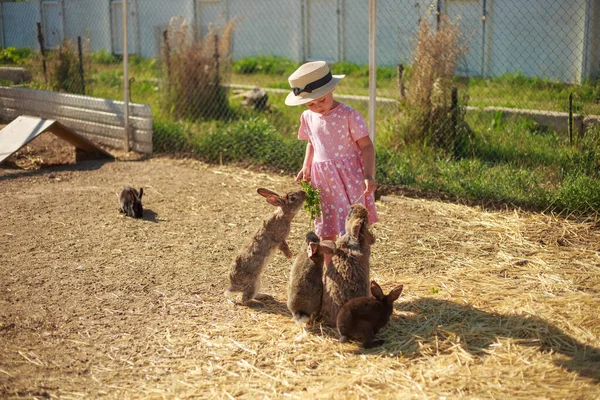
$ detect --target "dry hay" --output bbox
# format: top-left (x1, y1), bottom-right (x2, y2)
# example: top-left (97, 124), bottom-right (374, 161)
top-left (0, 156), bottom-right (599, 399)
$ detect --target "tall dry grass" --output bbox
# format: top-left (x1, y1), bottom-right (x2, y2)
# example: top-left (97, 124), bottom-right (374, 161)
top-left (46, 37), bottom-right (89, 95)
top-left (160, 17), bottom-right (235, 121)
top-left (402, 13), bottom-right (469, 154)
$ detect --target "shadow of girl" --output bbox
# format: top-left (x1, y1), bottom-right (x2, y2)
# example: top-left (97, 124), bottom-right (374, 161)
top-left (377, 298), bottom-right (600, 381)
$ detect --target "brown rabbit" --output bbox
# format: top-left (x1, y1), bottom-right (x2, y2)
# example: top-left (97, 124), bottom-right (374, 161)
top-left (321, 203), bottom-right (375, 327)
top-left (226, 188), bottom-right (306, 305)
top-left (336, 280), bottom-right (404, 348)
top-left (287, 232), bottom-right (335, 324)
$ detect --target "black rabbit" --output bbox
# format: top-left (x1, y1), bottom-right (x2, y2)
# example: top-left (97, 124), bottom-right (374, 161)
top-left (119, 186), bottom-right (144, 218)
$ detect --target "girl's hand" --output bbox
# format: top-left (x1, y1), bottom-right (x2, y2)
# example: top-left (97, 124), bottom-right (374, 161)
top-left (296, 168), bottom-right (311, 183)
top-left (364, 177), bottom-right (377, 194)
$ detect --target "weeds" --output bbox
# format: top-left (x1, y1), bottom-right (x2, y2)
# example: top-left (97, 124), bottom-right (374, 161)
top-left (47, 38), bottom-right (87, 94)
top-left (400, 13), bottom-right (468, 155)
top-left (160, 17), bottom-right (235, 121)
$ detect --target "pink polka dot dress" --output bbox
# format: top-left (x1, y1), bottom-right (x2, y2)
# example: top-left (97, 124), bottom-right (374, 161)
top-left (299, 102), bottom-right (379, 237)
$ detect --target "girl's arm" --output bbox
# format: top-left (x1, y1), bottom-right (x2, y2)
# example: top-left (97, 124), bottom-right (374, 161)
top-left (356, 136), bottom-right (376, 194)
top-left (296, 140), bottom-right (315, 183)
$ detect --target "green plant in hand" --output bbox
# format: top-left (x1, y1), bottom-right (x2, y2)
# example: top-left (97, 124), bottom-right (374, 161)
top-left (300, 180), bottom-right (322, 225)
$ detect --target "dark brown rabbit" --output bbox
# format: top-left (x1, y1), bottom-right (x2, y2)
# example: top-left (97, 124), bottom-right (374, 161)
top-left (287, 232), bottom-right (335, 324)
top-left (321, 203), bottom-right (375, 326)
top-left (119, 186), bottom-right (144, 218)
top-left (226, 188), bottom-right (306, 305)
top-left (336, 280), bottom-right (404, 348)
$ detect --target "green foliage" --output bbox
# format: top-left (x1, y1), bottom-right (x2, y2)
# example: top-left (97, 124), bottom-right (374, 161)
top-left (552, 173), bottom-right (600, 215)
top-left (96, 70), bottom-right (122, 88)
top-left (300, 180), bottom-right (322, 223)
top-left (232, 57), bottom-right (395, 82)
top-left (331, 61), bottom-right (364, 76)
top-left (153, 117), bottom-right (305, 173)
top-left (233, 55), bottom-right (300, 75)
top-left (91, 50), bottom-right (118, 65)
top-left (0, 47), bottom-right (33, 65)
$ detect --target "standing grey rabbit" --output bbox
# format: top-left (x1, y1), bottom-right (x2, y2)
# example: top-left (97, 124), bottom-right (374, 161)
top-left (226, 188), bottom-right (306, 305)
top-left (119, 186), bottom-right (144, 218)
top-left (336, 280), bottom-right (404, 348)
top-left (321, 203), bottom-right (375, 327)
top-left (287, 232), bottom-right (335, 324)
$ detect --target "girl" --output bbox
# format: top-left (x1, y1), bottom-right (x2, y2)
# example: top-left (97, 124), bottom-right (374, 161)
top-left (285, 61), bottom-right (378, 243)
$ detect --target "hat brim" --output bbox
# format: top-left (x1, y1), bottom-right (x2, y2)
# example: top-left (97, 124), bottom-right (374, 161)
top-left (285, 75), bottom-right (345, 106)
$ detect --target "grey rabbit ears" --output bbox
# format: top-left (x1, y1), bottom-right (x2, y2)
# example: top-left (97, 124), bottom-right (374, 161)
top-left (119, 186), bottom-right (144, 218)
top-left (257, 187), bottom-right (306, 212)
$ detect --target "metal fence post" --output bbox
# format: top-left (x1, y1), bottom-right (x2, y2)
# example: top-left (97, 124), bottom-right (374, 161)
top-left (123, 0), bottom-right (130, 152)
top-left (369, 0), bottom-right (376, 145)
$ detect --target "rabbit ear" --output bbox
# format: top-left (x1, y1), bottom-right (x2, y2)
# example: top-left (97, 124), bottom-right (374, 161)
top-left (370, 281), bottom-right (384, 299)
top-left (348, 219), bottom-right (362, 239)
top-left (307, 242), bottom-right (318, 257)
top-left (387, 285), bottom-right (404, 303)
top-left (257, 188), bottom-right (279, 198)
top-left (265, 195), bottom-right (284, 207)
top-left (139, 188), bottom-right (143, 199)
top-left (257, 188), bottom-right (283, 206)
top-left (365, 226), bottom-right (375, 244)
top-left (318, 240), bottom-right (336, 254)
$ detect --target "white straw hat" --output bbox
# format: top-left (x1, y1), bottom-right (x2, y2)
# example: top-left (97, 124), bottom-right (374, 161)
top-left (285, 61), bottom-right (345, 106)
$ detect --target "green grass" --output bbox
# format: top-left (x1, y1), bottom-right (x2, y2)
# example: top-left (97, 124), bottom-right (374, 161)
top-left (468, 73), bottom-right (600, 115)
top-left (11, 52), bottom-right (600, 216)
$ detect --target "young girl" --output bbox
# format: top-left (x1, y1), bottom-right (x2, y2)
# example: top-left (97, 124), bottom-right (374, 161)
top-left (285, 61), bottom-right (378, 243)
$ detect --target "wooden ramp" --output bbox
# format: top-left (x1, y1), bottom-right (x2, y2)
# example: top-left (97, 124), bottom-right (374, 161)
top-left (0, 115), bottom-right (114, 164)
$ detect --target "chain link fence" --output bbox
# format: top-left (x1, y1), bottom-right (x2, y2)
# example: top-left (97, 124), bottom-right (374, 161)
top-left (1, 0), bottom-right (599, 215)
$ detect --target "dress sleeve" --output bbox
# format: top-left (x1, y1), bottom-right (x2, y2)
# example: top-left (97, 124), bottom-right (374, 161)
top-left (298, 112), bottom-right (310, 141)
top-left (348, 108), bottom-right (370, 141)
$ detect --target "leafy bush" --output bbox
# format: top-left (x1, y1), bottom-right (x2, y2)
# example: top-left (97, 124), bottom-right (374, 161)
top-left (91, 50), bottom-right (118, 65)
top-left (0, 47), bottom-right (33, 64)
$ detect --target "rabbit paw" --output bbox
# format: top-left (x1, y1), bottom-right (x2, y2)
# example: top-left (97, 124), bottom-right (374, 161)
top-left (253, 293), bottom-right (273, 300)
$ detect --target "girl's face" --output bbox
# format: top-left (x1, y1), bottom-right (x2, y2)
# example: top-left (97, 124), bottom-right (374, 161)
top-left (306, 91), bottom-right (337, 114)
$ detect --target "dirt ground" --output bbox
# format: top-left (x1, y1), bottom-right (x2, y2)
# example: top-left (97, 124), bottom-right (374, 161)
top-left (1, 133), bottom-right (600, 399)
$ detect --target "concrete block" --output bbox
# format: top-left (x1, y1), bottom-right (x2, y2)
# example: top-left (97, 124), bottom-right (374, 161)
top-left (0, 67), bottom-right (33, 84)
top-left (483, 106), bottom-right (584, 135)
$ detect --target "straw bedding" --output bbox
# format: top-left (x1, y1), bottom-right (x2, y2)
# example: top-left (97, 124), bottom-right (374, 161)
top-left (0, 156), bottom-right (598, 399)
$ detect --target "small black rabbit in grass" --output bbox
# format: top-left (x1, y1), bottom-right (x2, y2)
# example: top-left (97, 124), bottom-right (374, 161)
top-left (119, 186), bottom-right (144, 218)
top-left (336, 280), bottom-right (404, 349)
top-left (287, 232), bottom-right (335, 325)
top-left (226, 188), bottom-right (306, 305)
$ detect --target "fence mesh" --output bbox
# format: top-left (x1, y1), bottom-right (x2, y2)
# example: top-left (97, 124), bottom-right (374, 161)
top-left (1, 0), bottom-right (599, 215)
